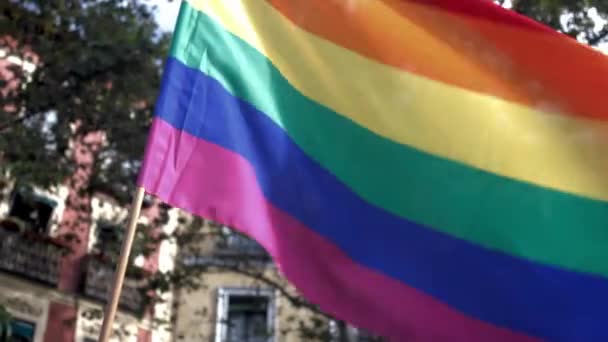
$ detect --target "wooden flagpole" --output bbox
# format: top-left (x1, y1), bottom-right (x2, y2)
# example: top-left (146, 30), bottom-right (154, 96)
top-left (98, 186), bottom-right (146, 342)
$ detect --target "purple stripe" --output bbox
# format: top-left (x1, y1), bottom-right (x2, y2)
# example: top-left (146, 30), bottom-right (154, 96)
top-left (138, 118), bottom-right (539, 341)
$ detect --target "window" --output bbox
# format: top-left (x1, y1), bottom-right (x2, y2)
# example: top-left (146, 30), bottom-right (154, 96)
top-left (8, 319), bottom-right (35, 342)
top-left (215, 288), bottom-right (275, 342)
top-left (226, 296), bottom-right (269, 342)
top-left (94, 221), bottom-right (122, 251)
top-left (8, 185), bottom-right (56, 234)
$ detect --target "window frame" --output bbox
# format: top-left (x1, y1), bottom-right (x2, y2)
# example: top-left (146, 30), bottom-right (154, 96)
top-left (8, 317), bottom-right (36, 342)
top-left (7, 186), bottom-right (57, 235)
top-left (214, 287), bottom-right (275, 342)
top-left (91, 219), bottom-right (123, 254)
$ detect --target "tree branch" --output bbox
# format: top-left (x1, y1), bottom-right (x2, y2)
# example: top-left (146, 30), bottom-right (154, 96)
top-left (0, 111), bottom-right (42, 133)
top-left (588, 26), bottom-right (608, 46)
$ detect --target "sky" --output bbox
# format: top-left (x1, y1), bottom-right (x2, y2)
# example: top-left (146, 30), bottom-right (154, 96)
top-left (150, 0), bottom-right (181, 32)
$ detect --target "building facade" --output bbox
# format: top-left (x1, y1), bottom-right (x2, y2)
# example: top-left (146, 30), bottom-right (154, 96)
top-left (0, 36), bottom-right (176, 342)
top-left (0, 182), bottom-right (177, 342)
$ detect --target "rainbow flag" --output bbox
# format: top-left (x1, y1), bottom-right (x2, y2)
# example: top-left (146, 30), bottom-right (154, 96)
top-left (138, 0), bottom-right (608, 340)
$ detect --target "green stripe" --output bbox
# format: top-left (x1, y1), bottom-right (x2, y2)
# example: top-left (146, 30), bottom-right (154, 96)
top-left (169, 2), bottom-right (608, 277)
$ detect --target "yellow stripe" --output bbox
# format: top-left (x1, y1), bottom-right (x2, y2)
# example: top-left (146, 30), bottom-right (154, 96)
top-left (187, 0), bottom-right (608, 201)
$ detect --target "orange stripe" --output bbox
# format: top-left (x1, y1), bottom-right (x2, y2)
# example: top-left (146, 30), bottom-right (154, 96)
top-left (268, 0), bottom-right (608, 119)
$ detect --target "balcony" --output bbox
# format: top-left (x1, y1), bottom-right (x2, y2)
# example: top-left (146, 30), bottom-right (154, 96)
top-left (216, 231), bottom-right (268, 259)
top-left (0, 218), bottom-right (67, 286)
top-left (83, 255), bottom-right (147, 314)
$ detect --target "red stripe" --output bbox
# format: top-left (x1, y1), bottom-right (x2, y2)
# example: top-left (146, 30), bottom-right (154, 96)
top-left (404, 0), bottom-right (556, 33)
top-left (138, 118), bottom-right (540, 341)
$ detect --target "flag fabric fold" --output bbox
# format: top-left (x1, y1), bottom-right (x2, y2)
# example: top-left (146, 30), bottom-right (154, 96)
top-left (139, 0), bottom-right (608, 340)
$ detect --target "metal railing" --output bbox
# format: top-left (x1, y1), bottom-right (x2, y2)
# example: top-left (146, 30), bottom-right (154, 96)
top-left (218, 233), bottom-right (268, 258)
top-left (83, 255), bottom-right (146, 314)
top-left (0, 220), bottom-right (66, 286)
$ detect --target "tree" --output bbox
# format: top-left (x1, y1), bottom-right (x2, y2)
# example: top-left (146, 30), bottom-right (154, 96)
top-left (0, 0), bottom-right (168, 201)
top-left (497, 0), bottom-right (608, 46)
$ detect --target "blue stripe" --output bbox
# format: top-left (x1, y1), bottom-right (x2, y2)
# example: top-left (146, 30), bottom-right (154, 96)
top-left (154, 56), bottom-right (608, 341)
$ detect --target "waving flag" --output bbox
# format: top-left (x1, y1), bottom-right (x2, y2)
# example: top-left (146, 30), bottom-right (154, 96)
top-left (139, 0), bottom-right (608, 340)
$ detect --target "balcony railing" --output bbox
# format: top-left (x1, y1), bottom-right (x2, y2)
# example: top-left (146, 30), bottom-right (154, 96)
top-left (217, 233), bottom-right (268, 258)
top-left (0, 218), bottom-right (67, 286)
top-left (83, 255), bottom-right (146, 314)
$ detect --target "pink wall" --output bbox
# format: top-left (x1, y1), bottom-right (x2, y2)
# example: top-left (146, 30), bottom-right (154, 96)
top-left (141, 201), bottom-right (162, 273)
top-left (137, 327), bottom-right (152, 342)
top-left (43, 302), bottom-right (77, 342)
top-left (58, 131), bottom-right (103, 292)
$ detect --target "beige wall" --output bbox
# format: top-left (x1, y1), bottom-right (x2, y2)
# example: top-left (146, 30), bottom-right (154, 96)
top-left (74, 300), bottom-right (141, 342)
top-left (0, 273), bottom-right (57, 342)
top-left (0, 266), bottom-right (173, 342)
